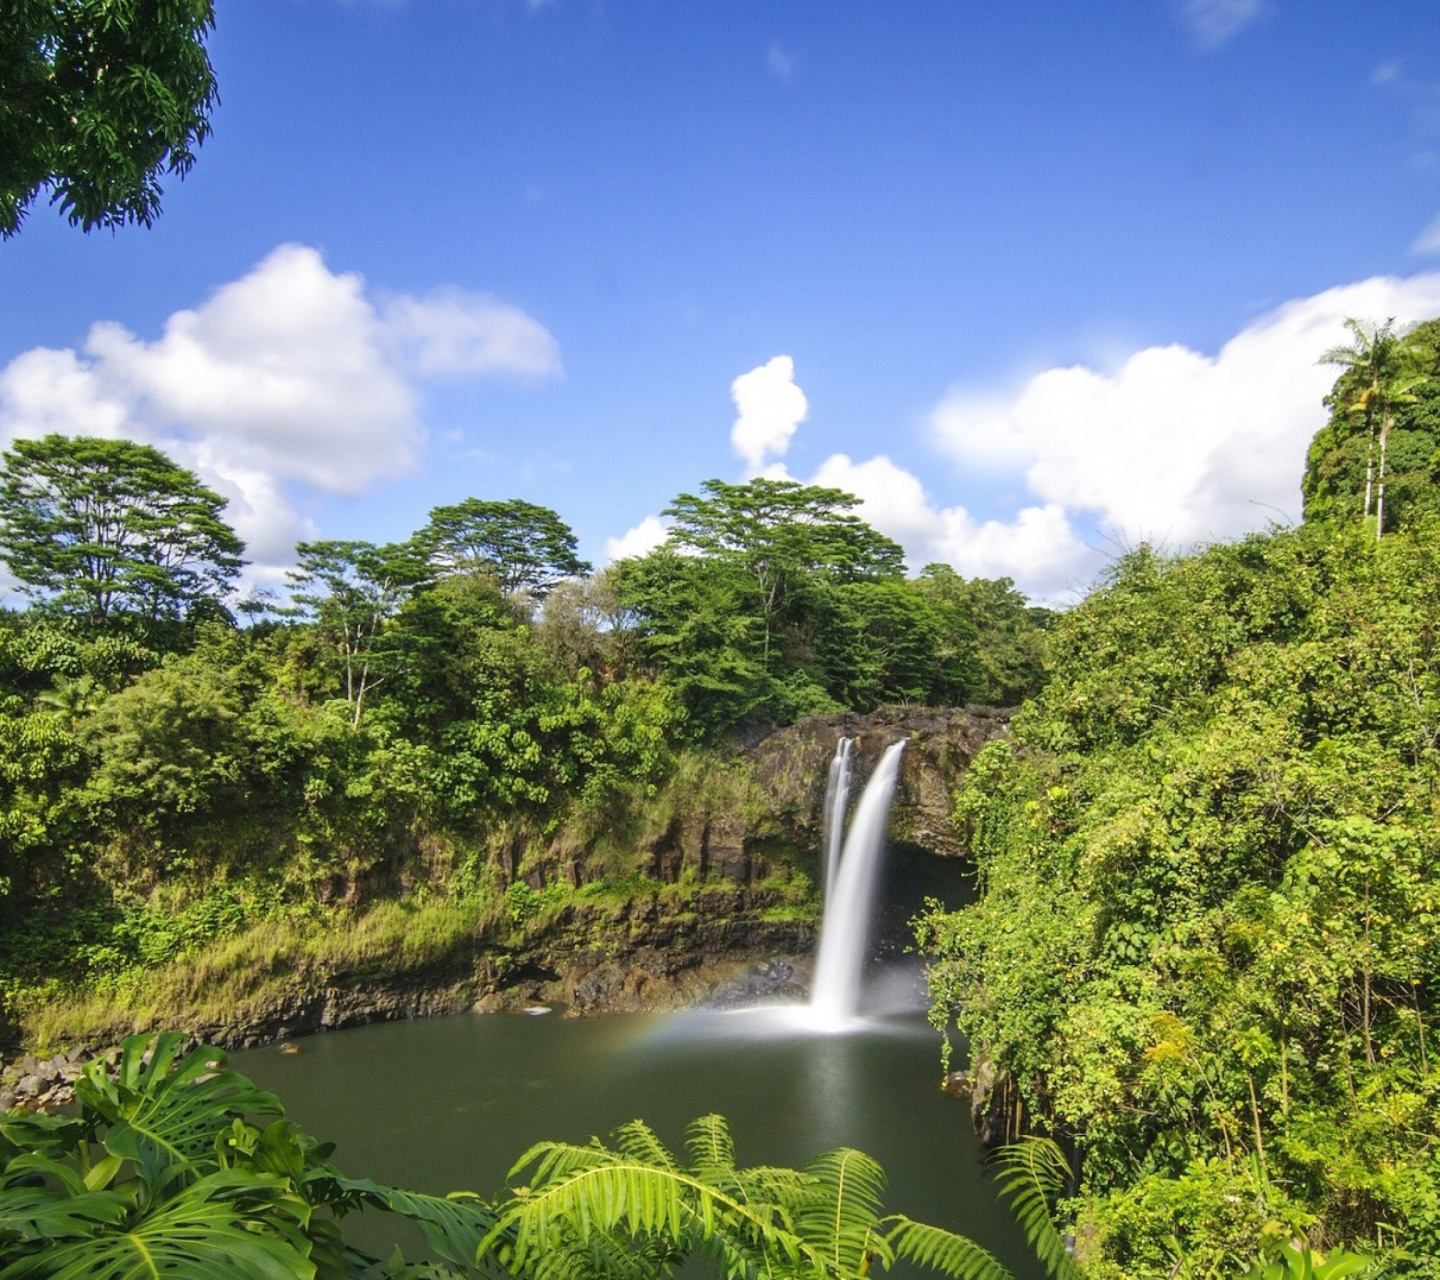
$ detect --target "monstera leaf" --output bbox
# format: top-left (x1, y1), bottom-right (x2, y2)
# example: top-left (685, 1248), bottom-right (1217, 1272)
top-left (75, 1033), bottom-right (283, 1190)
top-left (0, 1169), bottom-right (314, 1280)
top-left (0, 1182), bottom-right (134, 1245)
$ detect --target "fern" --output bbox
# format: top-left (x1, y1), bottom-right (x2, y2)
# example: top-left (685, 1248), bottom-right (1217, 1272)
top-left (992, 1138), bottom-right (1081, 1280)
top-left (886, 1217), bottom-right (1015, 1280)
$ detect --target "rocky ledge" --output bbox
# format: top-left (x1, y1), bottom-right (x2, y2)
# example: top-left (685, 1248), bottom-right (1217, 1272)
top-left (748, 705), bottom-right (1011, 858)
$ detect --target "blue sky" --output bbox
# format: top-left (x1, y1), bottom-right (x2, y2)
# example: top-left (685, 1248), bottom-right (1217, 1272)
top-left (4, 1), bottom-right (1440, 600)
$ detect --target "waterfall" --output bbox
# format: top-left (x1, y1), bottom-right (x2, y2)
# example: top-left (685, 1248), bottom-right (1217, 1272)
top-left (809, 739), bottom-right (907, 1026)
top-left (820, 737), bottom-right (853, 901)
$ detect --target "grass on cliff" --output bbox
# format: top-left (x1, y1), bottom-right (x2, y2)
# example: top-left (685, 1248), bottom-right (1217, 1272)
top-left (16, 867), bottom-right (820, 1052)
top-left (17, 894), bottom-right (505, 1051)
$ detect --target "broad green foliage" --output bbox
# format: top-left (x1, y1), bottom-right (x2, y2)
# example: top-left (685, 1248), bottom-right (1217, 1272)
top-left (0, 1031), bottom-right (1077, 1280)
top-left (0, 435), bottom-right (245, 628)
top-left (918, 520), bottom-right (1440, 1276)
top-left (0, 1), bottom-right (218, 236)
top-left (0, 441), bottom-right (1046, 1077)
top-left (914, 566), bottom-right (1054, 708)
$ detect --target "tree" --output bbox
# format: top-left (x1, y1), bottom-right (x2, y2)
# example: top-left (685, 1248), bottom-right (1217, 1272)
top-left (419, 497), bottom-right (590, 598)
top-left (0, 435), bottom-right (245, 627)
top-left (662, 478), bottom-right (905, 668)
top-left (286, 539), bottom-right (427, 728)
top-left (1304, 318), bottom-right (1440, 535)
top-left (914, 566), bottom-right (1053, 706)
top-left (1311, 318), bottom-right (1430, 538)
top-left (1, 0), bottom-right (218, 236)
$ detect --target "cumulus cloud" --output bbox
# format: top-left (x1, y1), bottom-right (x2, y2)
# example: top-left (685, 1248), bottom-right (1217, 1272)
top-left (0, 244), bottom-right (560, 574)
top-left (730, 355), bottom-right (808, 473)
top-left (730, 274), bottom-right (1440, 603)
top-left (382, 289), bottom-right (561, 379)
top-left (604, 514), bottom-right (670, 563)
top-left (806, 454), bottom-right (1092, 600)
top-left (930, 273), bottom-right (1440, 567)
top-left (1177, 0), bottom-right (1264, 50)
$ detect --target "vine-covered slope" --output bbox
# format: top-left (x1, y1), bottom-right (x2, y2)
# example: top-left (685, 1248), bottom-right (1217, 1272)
top-left (919, 519), bottom-right (1440, 1277)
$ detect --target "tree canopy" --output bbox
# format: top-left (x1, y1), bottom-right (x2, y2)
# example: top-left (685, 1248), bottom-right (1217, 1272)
top-left (1, 0), bottom-right (218, 236)
top-left (0, 434), bottom-right (245, 627)
top-left (419, 497), bottom-right (590, 597)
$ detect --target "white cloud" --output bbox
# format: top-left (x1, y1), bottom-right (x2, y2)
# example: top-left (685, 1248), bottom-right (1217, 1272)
top-left (927, 272), bottom-right (1440, 589)
top-left (732, 273), bottom-right (1440, 604)
top-left (1178, 0), bottom-right (1263, 50)
top-left (807, 454), bottom-right (1092, 601)
top-left (604, 514), bottom-right (670, 564)
top-left (1412, 213), bottom-right (1440, 255)
top-left (0, 243), bottom-right (560, 575)
top-left (382, 289), bottom-right (561, 379)
top-left (730, 355), bottom-right (808, 473)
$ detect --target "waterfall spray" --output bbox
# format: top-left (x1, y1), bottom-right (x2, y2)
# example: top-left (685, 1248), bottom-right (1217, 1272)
top-left (809, 739), bottom-right (907, 1027)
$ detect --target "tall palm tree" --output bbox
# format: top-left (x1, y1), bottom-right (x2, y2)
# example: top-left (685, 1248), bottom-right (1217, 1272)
top-left (1318, 318), bottom-right (1426, 540)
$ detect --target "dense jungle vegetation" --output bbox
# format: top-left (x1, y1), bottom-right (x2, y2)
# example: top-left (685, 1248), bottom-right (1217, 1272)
top-left (0, 446), bottom-right (1049, 1046)
top-left (920, 318), bottom-right (1440, 1276)
top-left (3, 315), bottom-right (1440, 1277)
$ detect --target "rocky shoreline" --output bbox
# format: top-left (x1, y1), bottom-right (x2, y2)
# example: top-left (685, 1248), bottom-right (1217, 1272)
top-left (2, 894), bottom-right (817, 1111)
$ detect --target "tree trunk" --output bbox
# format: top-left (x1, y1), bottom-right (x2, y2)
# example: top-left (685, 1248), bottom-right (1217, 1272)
top-left (1375, 411), bottom-right (1392, 540)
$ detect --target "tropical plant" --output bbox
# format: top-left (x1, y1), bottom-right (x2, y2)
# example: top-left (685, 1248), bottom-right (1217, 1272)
top-left (1236, 1242), bottom-right (1377, 1280)
top-left (1315, 317), bottom-right (1429, 537)
top-left (0, 1032), bottom-right (1086, 1280)
top-left (486, 1112), bottom-right (1068, 1280)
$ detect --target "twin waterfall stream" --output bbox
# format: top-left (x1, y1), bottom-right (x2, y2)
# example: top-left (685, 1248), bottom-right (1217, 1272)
top-left (808, 737), bottom-right (907, 1031)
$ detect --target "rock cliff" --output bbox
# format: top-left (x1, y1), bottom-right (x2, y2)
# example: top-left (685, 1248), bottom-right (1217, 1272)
top-left (747, 705), bottom-right (1011, 859)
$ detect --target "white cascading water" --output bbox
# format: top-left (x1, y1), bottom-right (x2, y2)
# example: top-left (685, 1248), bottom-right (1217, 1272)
top-left (820, 737), bottom-right (853, 901)
top-left (808, 739), bottom-right (907, 1027)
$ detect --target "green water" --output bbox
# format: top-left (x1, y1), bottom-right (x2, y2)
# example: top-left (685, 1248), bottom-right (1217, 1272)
top-left (236, 998), bottom-right (1043, 1277)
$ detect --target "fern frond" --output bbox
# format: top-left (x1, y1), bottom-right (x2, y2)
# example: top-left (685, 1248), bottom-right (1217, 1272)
top-left (685, 1114), bottom-right (735, 1173)
top-left (613, 1120), bottom-right (679, 1172)
top-left (796, 1147), bottom-right (888, 1273)
top-left (886, 1217), bottom-right (1015, 1280)
top-left (992, 1139), bottom-right (1081, 1280)
top-left (484, 1161), bottom-right (813, 1279)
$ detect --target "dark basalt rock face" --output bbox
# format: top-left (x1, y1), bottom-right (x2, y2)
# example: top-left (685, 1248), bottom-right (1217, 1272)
top-left (747, 705), bottom-right (1011, 859)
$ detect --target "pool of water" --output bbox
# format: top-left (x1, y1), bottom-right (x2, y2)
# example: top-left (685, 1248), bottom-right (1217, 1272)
top-left (235, 987), bottom-right (1042, 1278)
